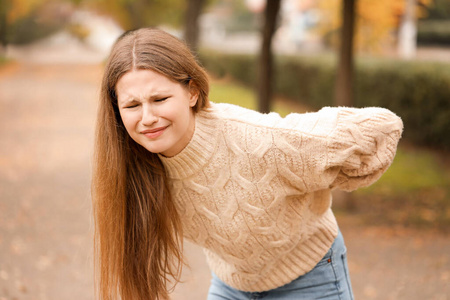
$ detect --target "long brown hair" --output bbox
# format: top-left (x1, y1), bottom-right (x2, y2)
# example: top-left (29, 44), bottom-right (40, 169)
top-left (92, 28), bottom-right (210, 300)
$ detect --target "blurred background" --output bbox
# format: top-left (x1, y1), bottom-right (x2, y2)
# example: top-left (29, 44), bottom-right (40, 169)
top-left (0, 0), bottom-right (449, 299)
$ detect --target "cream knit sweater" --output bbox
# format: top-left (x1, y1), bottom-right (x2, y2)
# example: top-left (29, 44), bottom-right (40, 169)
top-left (159, 102), bottom-right (403, 292)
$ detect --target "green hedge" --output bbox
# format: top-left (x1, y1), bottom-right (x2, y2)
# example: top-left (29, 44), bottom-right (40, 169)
top-left (199, 51), bottom-right (258, 85)
top-left (199, 51), bottom-right (450, 150)
top-left (417, 20), bottom-right (450, 46)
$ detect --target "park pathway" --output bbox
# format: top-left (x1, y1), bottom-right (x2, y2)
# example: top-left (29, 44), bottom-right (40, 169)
top-left (0, 42), bottom-right (449, 300)
top-left (0, 62), bottom-right (99, 299)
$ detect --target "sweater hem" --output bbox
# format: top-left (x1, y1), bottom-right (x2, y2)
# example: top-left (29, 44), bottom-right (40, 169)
top-left (207, 211), bottom-right (339, 292)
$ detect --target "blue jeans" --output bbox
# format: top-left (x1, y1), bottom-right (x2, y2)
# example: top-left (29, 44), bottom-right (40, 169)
top-left (207, 231), bottom-right (354, 300)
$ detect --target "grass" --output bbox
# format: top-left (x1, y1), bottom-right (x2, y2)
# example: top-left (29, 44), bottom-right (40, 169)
top-left (0, 55), bottom-right (8, 66)
top-left (358, 147), bottom-right (450, 195)
top-left (354, 145), bottom-right (450, 231)
top-left (210, 78), bottom-right (450, 232)
top-left (210, 78), bottom-right (310, 117)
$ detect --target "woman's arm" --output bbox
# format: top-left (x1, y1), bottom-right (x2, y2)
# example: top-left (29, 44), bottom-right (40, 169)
top-left (214, 102), bottom-right (403, 193)
top-left (272, 106), bottom-right (403, 192)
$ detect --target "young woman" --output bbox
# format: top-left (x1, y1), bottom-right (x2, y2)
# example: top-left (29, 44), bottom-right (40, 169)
top-left (92, 28), bottom-right (403, 300)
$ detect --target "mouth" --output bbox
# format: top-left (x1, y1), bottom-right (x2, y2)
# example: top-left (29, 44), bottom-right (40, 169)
top-left (141, 126), bottom-right (169, 139)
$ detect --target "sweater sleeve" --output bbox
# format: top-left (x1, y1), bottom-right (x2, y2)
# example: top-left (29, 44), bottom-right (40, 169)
top-left (214, 103), bottom-right (403, 192)
top-left (274, 106), bottom-right (403, 192)
top-left (324, 107), bottom-right (403, 191)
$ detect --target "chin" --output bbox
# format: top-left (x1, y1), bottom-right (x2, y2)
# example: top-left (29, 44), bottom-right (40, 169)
top-left (143, 144), bottom-right (168, 155)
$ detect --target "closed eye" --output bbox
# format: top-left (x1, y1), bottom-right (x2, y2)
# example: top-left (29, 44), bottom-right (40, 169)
top-left (124, 103), bottom-right (139, 109)
top-left (154, 97), bottom-right (169, 102)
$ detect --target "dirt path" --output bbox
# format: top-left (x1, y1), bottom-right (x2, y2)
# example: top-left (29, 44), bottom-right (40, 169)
top-left (0, 59), bottom-right (448, 300)
top-left (0, 62), bottom-right (99, 299)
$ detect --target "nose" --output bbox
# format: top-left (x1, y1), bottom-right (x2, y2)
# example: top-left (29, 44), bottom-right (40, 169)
top-left (141, 104), bottom-right (158, 126)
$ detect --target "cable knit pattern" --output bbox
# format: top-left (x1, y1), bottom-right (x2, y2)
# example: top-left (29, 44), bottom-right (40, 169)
top-left (158, 102), bottom-right (403, 292)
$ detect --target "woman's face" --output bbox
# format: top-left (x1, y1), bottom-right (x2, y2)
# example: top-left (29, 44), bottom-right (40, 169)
top-left (116, 69), bottom-right (198, 157)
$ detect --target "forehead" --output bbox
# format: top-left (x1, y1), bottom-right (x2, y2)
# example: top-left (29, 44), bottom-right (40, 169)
top-left (115, 69), bottom-right (179, 101)
top-left (117, 69), bottom-right (169, 90)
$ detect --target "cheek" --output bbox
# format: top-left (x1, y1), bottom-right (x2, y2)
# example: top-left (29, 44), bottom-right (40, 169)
top-left (160, 104), bottom-right (189, 124)
top-left (119, 111), bottom-right (138, 134)
top-left (173, 109), bottom-right (192, 129)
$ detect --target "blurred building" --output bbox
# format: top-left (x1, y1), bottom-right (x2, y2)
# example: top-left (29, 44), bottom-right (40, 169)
top-left (275, 0), bottom-right (322, 52)
top-left (199, 0), bottom-right (323, 54)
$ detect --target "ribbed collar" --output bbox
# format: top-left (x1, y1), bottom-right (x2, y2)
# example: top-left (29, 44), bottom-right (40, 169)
top-left (158, 107), bottom-right (219, 179)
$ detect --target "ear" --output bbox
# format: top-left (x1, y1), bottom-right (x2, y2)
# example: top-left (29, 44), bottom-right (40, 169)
top-left (188, 81), bottom-right (199, 108)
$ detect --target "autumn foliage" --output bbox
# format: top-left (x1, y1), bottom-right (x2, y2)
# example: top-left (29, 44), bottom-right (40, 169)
top-left (317, 0), bottom-right (433, 53)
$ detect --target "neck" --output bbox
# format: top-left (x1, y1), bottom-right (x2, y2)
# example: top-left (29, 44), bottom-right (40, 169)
top-left (160, 111), bottom-right (196, 158)
top-left (158, 108), bottom-right (218, 179)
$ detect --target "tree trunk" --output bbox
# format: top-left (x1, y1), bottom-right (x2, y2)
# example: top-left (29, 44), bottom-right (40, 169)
top-left (125, 1), bottom-right (147, 30)
top-left (334, 0), bottom-right (356, 107)
top-left (335, 0), bottom-right (357, 210)
top-left (0, 1), bottom-right (8, 53)
top-left (398, 0), bottom-right (417, 59)
top-left (258, 0), bottom-right (281, 114)
top-left (184, 0), bottom-right (206, 53)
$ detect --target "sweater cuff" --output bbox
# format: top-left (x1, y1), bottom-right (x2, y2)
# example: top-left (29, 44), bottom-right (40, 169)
top-left (327, 107), bottom-right (403, 189)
